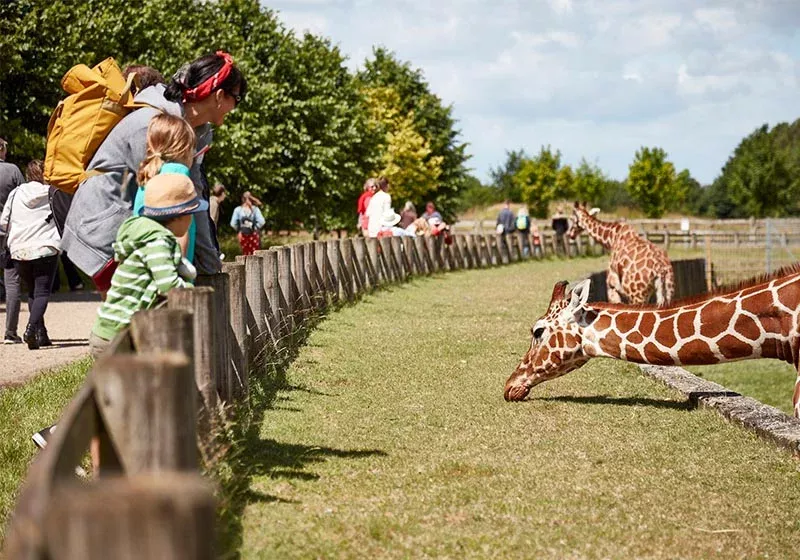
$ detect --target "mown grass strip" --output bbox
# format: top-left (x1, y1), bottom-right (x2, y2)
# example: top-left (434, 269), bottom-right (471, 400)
top-left (239, 257), bottom-right (800, 559)
top-left (0, 358), bottom-right (91, 537)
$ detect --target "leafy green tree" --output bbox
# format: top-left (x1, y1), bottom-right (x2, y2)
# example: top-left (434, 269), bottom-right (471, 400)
top-left (489, 149), bottom-right (527, 201)
top-left (514, 146), bottom-right (561, 218)
top-left (357, 48), bottom-right (470, 221)
top-left (452, 175), bottom-right (498, 213)
top-left (362, 85), bottom-right (443, 205)
top-left (555, 164), bottom-right (575, 200)
top-left (571, 159), bottom-right (609, 206)
top-left (625, 147), bottom-right (682, 218)
top-left (712, 124), bottom-right (798, 218)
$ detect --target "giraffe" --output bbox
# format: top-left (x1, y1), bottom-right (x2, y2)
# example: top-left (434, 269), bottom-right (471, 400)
top-left (503, 268), bottom-right (800, 418)
top-left (567, 202), bottom-right (674, 305)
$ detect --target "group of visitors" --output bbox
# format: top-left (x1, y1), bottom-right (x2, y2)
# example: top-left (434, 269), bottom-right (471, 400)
top-left (0, 51), bottom-right (248, 356)
top-left (495, 200), bottom-right (542, 257)
top-left (356, 177), bottom-right (452, 243)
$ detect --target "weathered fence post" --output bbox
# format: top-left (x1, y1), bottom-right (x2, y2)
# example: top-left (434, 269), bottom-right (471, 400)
top-left (329, 239), bottom-right (353, 301)
top-left (92, 353), bottom-right (197, 473)
top-left (168, 288), bottom-right (219, 414)
top-left (415, 236), bottom-right (432, 275)
top-left (275, 246), bottom-right (295, 342)
top-left (290, 244), bottom-right (310, 314)
top-left (342, 238), bottom-right (365, 295)
top-left (354, 236), bottom-right (378, 288)
top-left (44, 474), bottom-right (216, 560)
top-left (236, 254), bottom-right (267, 368)
top-left (315, 240), bottom-right (336, 305)
top-left (304, 242), bottom-right (324, 310)
top-left (390, 237), bottom-right (409, 280)
top-left (195, 273), bottom-right (232, 403)
top-left (221, 262), bottom-right (248, 401)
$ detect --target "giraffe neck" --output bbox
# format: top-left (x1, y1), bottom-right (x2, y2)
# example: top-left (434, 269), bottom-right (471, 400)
top-left (579, 277), bottom-right (800, 367)
top-left (579, 212), bottom-right (619, 249)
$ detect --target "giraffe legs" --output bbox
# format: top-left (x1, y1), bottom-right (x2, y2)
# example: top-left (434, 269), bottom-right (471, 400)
top-left (793, 370), bottom-right (800, 418)
top-left (607, 269), bottom-right (623, 303)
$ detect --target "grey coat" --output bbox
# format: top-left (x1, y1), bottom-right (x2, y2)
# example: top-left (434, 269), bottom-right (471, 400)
top-left (61, 84), bottom-right (219, 276)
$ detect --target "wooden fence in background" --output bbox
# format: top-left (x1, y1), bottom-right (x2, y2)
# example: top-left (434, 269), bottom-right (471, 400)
top-left (587, 259), bottom-right (707, 304)
top-left (3, 231), bottom-right (618, 559)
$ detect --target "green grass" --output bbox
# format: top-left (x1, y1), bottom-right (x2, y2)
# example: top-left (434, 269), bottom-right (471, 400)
top-left (0, 358), bottom-right (92, 534)
top-left (685, 360), bottom-right (797, 416)
top-left (237, 257), bottom-right (800, 559)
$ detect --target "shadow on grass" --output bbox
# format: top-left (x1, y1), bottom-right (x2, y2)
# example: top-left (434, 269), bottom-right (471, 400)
top-left (538, 394), bottom-right (692, 410)
top-left (213, 309), bottom-right (386, 559)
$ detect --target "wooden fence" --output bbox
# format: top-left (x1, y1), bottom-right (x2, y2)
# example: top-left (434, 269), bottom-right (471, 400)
top-left (3, 232), bottom-right (608, 559)
top-left (587, 259), bottom-right (708, 304)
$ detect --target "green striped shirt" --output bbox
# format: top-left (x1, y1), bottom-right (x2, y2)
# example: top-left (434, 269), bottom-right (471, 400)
top-left (92, 216), bottom-right (191, 341)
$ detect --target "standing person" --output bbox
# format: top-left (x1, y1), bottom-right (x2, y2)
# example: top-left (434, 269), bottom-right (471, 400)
top-left (357, 178), bottom-right (377, 237)
top-left (366, 176), bottom-right (391, 238)
top-left (51, 255), bottom-right (84, 293)
top-left (551, 206), bottom-right (569, 255)
top-left (61, 51), bottom-right (247, 290)
top-left (209, 182), bottom-right (226, 228)
top-left (0, 161), bottom-right (61, 349)
top-left (230, 191), bottom-right (265, 256)
top-left (421, 201), bottom-right (442, 223)
top-left (399, 201), bottom-right (417, 228)
top-left (496, 200), bottom-right (515, 235)
top-left (0, 137), bottom-right (25, 307)
top-left (515, 206), bottom-right (531, 257)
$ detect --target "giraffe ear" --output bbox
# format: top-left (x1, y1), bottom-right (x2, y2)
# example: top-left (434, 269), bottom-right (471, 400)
top-left (568, 279), bottom-right (591, 310)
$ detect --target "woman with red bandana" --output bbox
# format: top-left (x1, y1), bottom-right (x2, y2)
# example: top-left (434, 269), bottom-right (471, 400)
top-left (61, 52), bottom-right (247, 291)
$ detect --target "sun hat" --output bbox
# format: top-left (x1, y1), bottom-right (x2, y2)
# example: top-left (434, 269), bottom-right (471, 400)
top-left (139, 174), bottom-right (209, 219)
top-left (380, 208), bottom-right (402, 227)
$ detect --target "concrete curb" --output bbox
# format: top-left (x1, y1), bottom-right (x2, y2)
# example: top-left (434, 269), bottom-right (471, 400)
top-left (639, 364), bottom-right (800, 456)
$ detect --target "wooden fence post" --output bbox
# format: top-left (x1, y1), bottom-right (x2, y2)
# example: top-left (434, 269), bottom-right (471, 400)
top-left (390, 237), bottom-right (409, 280)
top-left (195, 273), bottom-right (231, 403)
top-left (316, 240), bottom-right (336, 305)
top-left (221, 262), bottom-right (248, 402)
top-left (378, 238), bottom-right (397, 281)
top-left (402, 237), bottom-right (420, 276)
top-left (353, 237), bottom-right (377, 289)
top-left (575, 234), bottom-right (584, 257)
top-left (44, 474), bottom-right (216, 560)
top-left (92, 353), bottom-right (197, 473)
top-left (236, 254), bottom-right (267, 367)
top-left (470, 234), bottom-right (485, 268)
top-left (290, 244), bottom-right (309, 315)
top-left (486, 235), bottom-right (500, 266)
top-left (414, 236), bottom-right (432, 275)
top-left (341, 238), bottom-right (365, 295)
top-left (328, 239), bottom-right (353, 301)
top-left (275, 246), bottom-right (295, 343)
top-left (168, 288), bottom-right (219, 413)
top-left (304, 242), bottom-right (323, 310)
top-left (256, 249), bottom-right (284, 354)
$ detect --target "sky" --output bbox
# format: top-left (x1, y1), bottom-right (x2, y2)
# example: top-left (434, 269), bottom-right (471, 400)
top-left (264, 0), bottom-right (800, 185)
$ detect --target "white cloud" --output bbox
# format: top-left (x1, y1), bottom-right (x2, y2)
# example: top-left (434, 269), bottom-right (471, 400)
top-left (265, 0), bottom-right (800, 184)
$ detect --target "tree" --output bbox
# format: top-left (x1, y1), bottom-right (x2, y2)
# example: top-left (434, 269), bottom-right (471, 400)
top-left (625, 147), bottom-right (683, 218)
top-left (362, 85), bottom-right (443, 205)
top-left (489, 149), bottom-right (527, 201)
top-left (357, 48), bottom-right (470, 221)
top-left (555, 164), bottom-right (575, 200)
top-left (572, 159), bottom-right (609, 206)
top-left (712, 124), bottom-right (799, 218)
top-left (514, 146), bottom-right (561, 218)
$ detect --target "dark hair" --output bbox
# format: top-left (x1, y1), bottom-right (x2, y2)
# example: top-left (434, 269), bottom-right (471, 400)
top-left (123, 65), bottom-right (165, 92)
top-left (25, 160), bottom-right (44, 183)
top-left (377, 176), bottom-right (389, 190)
top-left (164, 52), bottom-right (247, 105)
top-left (0, 138), bottom-right (7, 150)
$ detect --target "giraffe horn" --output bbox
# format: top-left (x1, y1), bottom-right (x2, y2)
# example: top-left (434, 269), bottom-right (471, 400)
top-left (551, 280), bottom-right (569, 301)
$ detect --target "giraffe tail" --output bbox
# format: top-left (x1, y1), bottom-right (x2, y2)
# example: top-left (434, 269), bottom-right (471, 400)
top-left (655, 265), bottom-right (675, 306)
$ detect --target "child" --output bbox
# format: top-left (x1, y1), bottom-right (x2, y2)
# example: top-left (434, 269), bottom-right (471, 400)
top-left (32, 173), bottom-right (206, 456)
top-left (89, 173), bottom-right (207, 357)
top-left (133, 113), bottom-right (197, 262)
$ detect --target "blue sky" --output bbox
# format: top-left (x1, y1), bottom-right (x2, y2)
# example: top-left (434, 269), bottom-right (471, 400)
top-left (264, 0), bottom-right (800, 185)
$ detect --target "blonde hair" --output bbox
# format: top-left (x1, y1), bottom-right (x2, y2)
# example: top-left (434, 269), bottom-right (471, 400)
top-left (137, 113), bottom-right (196, 185)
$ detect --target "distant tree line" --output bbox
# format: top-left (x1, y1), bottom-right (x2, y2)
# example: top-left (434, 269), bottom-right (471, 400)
top-left (0, 0), bottom-right (471, 231)
top-left (479, 119), bottom-right (800, 220)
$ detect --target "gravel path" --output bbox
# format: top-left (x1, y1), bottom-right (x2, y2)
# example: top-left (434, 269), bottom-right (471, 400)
top-left (0, 291), bottom-right (101, 388)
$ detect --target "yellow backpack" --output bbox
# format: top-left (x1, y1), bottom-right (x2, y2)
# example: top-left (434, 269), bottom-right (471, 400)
top-left (44, 58), bottom-right (144, 194)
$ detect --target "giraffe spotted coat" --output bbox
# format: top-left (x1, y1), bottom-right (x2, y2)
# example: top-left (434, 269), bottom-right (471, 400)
top-left (568, 204), bottom-right (674, 305)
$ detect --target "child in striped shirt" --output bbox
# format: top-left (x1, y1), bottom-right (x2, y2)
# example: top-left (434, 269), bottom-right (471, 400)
top-left (89, 173), bottom-right (208, 357)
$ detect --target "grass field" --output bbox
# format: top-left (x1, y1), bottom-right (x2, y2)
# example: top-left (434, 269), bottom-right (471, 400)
top-left (236, 257), bottom-right (800, 559)
top-left (0, 358), bottom-right (91, 531)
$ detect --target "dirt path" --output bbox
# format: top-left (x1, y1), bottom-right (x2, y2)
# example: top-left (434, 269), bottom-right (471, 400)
top-left (0, 291), bottom-right (101, 387)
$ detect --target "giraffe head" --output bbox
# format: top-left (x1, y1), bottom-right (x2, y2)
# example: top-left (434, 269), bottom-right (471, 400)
top-left (567, 201), bottom-right (593, 240)
top-left (504, 278), bottom-right (593, 401)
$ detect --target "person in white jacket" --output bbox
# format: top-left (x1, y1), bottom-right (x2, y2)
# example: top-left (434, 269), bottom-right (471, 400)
top-left (365, 176), bottom-right (392, 238)
top-left (0, 160), bottom-right (61, 349)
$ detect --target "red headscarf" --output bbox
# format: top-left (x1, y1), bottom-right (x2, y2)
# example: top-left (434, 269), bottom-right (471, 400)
top-left (182, 51), bottom-right (235, 104)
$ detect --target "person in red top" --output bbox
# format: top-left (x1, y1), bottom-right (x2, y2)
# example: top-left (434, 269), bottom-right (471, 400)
top-left (357, 177), bottom-right (377, 236)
